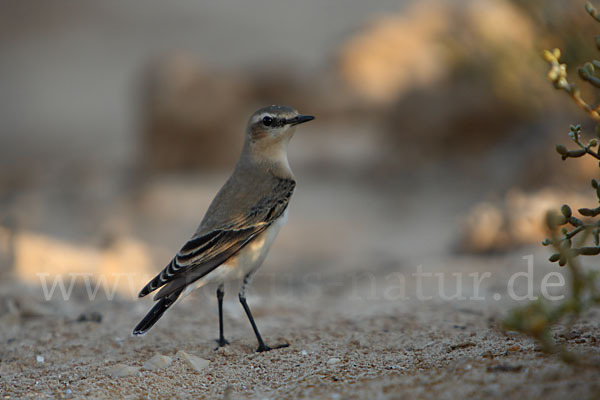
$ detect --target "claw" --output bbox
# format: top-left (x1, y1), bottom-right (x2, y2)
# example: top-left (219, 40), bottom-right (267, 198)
top-left (256, 343), bottom-right (289, 353)
top-left (214, 338), bottom-right (230, 350)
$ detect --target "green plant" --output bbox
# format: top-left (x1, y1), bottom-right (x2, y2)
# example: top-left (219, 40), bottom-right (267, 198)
top-left (503, 1), bottom-right (600, 364)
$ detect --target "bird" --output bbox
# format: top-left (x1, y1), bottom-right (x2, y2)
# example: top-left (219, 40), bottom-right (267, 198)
top-left (133, 105), bottom-right (315, 352)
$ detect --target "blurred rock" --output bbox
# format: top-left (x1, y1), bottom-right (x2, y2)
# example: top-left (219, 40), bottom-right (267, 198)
top-left (336, 0), bottom-right (552, 174)
top-left (140, 53), bottom-right (320, 172)
top-left (337, 2), bottom-right (449, 104)
top-left (459, 188), bottom-right (588, 253)
top-left (385, 80), bottom-right (527, 161)
top-left (10, 229), bottom-right (155, 299)
top-left (460, 202), bottom-right (507, 253)
top-left (141, 54), bottom-right (252, 171)
top-left (337, 0), bottom-right (539, 107)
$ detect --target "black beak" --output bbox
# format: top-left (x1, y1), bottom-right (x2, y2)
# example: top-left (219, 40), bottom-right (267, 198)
top-left (287, 114), bottom-right (315, 126)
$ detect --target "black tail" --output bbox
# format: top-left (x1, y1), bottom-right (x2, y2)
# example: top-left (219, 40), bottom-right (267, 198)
top-left (132, 288), bottom-right (183, 335)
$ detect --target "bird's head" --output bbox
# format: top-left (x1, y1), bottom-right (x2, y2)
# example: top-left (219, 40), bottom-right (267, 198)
top-left (243, 105), bottom-right (314, 163)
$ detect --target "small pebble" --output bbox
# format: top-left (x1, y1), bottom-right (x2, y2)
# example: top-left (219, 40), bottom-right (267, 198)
top-left (327, 357), bottom-right (341, 366)
top-left (177, 351), bottom-right (210, 372)
top-left (215, 345), bottom-right (231, 355)
top-left (36, 355), bottom-right (44, 363)
top-left (142, 354), bottom-right (172, 370)
top-left (76, 311), bottom-right (102, 323)
top-left (487, 364), bottom-right (523, 373)
top-left (300, 350), bottom-right (308, 356)
top-left (105, 364), bottom-right (140, 378)
top-left (481, 350), bottom-right (494, 359)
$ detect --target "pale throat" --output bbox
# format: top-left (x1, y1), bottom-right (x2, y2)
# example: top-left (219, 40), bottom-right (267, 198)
top-left (249, 134), bottom-right (294, 171)
top-left (263, 141), bottom-right (291, 170)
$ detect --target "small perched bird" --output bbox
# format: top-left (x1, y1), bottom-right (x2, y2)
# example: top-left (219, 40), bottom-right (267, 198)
top-left (133, 105), bottom-right (314, 352)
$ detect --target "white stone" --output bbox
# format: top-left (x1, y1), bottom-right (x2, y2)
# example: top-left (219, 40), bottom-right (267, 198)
top-left (143, 354), bottom-right (172, 370)
top-left (327, 357), bottom-right (341, 366)
top-left (105, 364), bottom-right (140, 378)
top-left (177, 351), bottom-right (210, 372)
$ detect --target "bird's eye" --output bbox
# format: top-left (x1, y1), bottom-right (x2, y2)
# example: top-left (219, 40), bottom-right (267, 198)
top-left (262, 116), bottom-right (273, 126)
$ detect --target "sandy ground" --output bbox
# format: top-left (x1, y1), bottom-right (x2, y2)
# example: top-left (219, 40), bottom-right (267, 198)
top-left (2, 174), bottom-right (600, 399)
top-left (2, 274), bottom-right (600, 399)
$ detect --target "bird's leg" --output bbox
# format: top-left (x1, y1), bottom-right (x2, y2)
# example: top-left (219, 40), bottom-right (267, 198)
top-left (215, 284), bottom-right (229, 348)
top-left (238, 272), bottom-right (289, 352)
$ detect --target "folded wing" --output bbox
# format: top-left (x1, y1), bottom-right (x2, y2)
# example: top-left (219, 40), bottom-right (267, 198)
top-left (137, 177), bottom-right (295, 300)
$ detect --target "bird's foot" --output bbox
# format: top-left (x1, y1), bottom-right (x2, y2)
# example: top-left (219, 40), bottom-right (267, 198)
top-left (256, 342), bottom-right (289, 353)
top-left (214, 338), bottom-right (230, 350)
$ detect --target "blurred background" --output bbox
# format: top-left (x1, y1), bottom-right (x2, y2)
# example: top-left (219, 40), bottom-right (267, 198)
top-left (1, 0), bottom-right (598, 312)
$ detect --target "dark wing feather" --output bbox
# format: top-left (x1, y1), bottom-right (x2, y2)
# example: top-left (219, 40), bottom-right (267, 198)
top-left (137, 229), bottom-right (229, 298)
top-left (152, 226), bottom-right (266, 300)
top-left (137, 177), bottom-right (295, 299)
